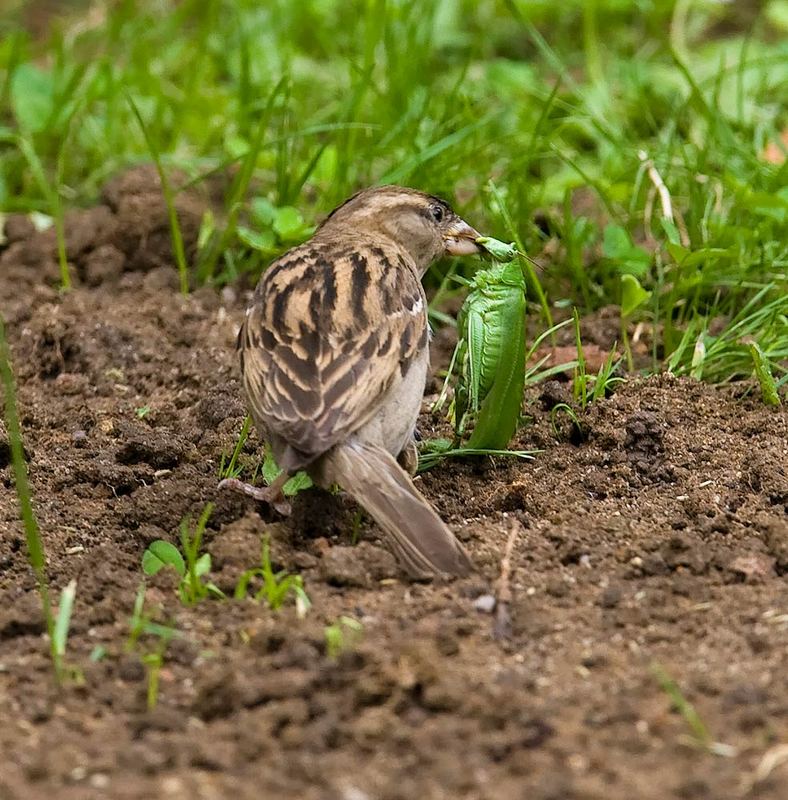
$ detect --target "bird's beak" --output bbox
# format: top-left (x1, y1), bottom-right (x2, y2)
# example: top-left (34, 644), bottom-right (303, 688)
top-left (444, 219), bottom-right (482, 256)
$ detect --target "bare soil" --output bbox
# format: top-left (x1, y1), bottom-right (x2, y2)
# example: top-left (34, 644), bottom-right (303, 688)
top-left (1, 168), bottom-right (787, 800)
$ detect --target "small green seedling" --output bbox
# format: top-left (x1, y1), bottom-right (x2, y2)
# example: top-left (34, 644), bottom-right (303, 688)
top-left (750, 343), bottom-right (781, 407)
top-left (125, 583), bottom-right (180, 710)
top-left (126, 583), bottom-right (180, 652)
top-left (218, 417), bottom-right (312, 495)
top-left (89, 645), bottom-right (107, 662)
top-left (545, 310), bottom-right (623, 441)
top-left (52, 580), bottom-right (76, 663)
top-left (52, 579), bottom-right (83, 684)
top-left (571, 308), bottom-right (624, 411)
top-left (262, 444), bottom-right (313, 496)
top-left (218, 415), bottom-right (253, 480)
top-left (142, 503), bottom-right (225, 605)
top-left (572, 307), bottom-right (589, 409)
top-left (235, 535), bottom-right (311, 615)
top-left (591, 347), bottom-right (625, 402)
top-left (436, 238), bottom-right (527, 450)
top-left (15, 135), bottom-right (71, 291)
top-left (324, 616), bottom-right (363, 660)
top-left (651, 662), bottom-right (736, 757)
top-left (142, 646), bottom-right (168, 711)
top-left (135, 405), bottom-right (151, 419)
top-left (127, 93), bottom-right (189, 295)
top-left (523, 319), bottom-right (580, 387)
top-left (549, 402), bottom-right (582, 439)
top-left (619, 274), bottom-right (652, 372)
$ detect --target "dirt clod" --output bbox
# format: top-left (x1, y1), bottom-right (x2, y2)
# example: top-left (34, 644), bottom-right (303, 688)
top-left (320, 543), bottom-right (398, 587)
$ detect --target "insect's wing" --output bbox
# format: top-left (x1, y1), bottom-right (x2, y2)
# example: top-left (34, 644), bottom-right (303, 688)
top-left (465, 303), bottom-right (486, 412)
top-left (476, 285), bottom-right (508, 403)
top-left (455, 273), bottom-right (506, 439)
top-left (467, 280), bottom-right (527, 450)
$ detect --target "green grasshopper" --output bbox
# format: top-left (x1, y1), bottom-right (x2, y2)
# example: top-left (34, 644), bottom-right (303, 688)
top-left (437, 236), bottom-right (527, 450)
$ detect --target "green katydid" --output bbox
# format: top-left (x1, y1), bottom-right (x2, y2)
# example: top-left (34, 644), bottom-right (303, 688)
top-left (436, 236), bottom-right (527, 450)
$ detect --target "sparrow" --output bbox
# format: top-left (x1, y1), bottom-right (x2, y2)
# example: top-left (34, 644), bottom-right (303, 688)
top-left (221, 185), bottom-right (483, 578)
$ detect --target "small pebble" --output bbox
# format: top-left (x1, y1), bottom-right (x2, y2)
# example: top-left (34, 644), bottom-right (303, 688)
top-left (117, 656), bottom-right (145, 682)
top-left (599, 585), bottom-right (622, 608)
top-left (89, 774), bottom-right (110, 789)
top-left (473, 594), bottom-right (496, 613)
top-left (342, 789), bottom-right (371, 800)
top-left (546, 578), bottom-right (569, 598)
top-left (72, 430), bottom-right (88, 448)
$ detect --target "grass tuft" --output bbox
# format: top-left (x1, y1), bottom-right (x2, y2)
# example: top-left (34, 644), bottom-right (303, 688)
top-left (235, 535), bottom-right (310, 615)
top-left (142, 503), bottom-right (225, 605)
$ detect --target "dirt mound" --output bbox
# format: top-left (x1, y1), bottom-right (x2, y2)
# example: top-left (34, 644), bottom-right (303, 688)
top-left (1, 165), bottom-right (204, 301)
top-left (1, 171), bottom-right (787, 800)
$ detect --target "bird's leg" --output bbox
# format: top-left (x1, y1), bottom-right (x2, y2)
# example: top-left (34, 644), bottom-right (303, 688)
top-left (218, 471), bottom-right (292, 515)
top-left (397, 439), bottom-right (419, 476)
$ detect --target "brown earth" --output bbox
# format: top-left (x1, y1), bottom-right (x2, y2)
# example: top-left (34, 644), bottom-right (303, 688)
top-left (1, 168), bottom-right (787, 800)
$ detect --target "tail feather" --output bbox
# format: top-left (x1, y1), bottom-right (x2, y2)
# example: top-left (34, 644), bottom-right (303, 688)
top-left (322, 441), bottom-right (473, 578)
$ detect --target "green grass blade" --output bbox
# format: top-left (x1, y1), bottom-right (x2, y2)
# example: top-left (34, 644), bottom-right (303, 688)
top-left (126, 93), bottom-right (190, 294)
top-left (651, 662), bottom-right (711, 747)
top-left (750, 344), bottom-right (781, 406)
top-left (221, 415), bottom-right (252, 479)
top-left (0, 313), bottom-right (58, 679)
top-left (53, 580), bottom-right (77, 660)
top-left (380, 114), bottom-right (497, 185)
top-left (16, 136), bottom-right (71, 290)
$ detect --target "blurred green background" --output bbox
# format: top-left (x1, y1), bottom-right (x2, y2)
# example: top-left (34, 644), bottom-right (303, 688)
top-left (1, 0), bottom-right (786, 382)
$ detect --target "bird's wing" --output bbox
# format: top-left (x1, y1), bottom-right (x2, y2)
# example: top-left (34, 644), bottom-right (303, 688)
top-left (240, 240), bottom-right (428, 468)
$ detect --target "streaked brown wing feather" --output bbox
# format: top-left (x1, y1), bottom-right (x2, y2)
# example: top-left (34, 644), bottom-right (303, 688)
top-left (240, 240), bottom-right (427, 467)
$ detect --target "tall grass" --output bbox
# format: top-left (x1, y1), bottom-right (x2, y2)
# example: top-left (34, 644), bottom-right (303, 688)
top-left (0, 0), bottom-right (785, 381)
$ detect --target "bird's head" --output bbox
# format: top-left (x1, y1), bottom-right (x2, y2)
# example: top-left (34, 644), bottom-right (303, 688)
top-left (317, 185), bottom-right (482, 272)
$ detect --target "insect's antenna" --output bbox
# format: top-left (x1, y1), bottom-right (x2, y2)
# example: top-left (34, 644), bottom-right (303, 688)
top-left (517, 250), bottom-right (546, 273)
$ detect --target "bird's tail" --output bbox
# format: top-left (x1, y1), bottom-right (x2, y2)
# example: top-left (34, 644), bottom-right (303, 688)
top-left (321, 440), bottom-right (473, 579)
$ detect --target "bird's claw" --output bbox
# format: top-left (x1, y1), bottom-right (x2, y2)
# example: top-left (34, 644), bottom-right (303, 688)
top-left (218, 477), bottom-right (292, 516)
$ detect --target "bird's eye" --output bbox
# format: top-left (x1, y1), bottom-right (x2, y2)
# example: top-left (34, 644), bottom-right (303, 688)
top-left (430, 204), bottom-right (444, 223)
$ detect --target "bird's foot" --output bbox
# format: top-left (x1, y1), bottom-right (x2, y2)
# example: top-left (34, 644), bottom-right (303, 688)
top-left (218, 477), bottom-right (292, 516)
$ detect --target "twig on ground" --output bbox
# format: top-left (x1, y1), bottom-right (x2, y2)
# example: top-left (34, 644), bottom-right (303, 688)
top-left (493, 517), bottom-right (521, 641)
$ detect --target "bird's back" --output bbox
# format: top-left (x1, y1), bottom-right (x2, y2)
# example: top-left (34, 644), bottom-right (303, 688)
top-left (239, 234), bottom-right (428, 472)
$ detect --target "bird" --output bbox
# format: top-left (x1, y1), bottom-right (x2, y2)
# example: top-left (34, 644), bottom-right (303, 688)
top-left (220, 185), bottom-right (484, 578)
